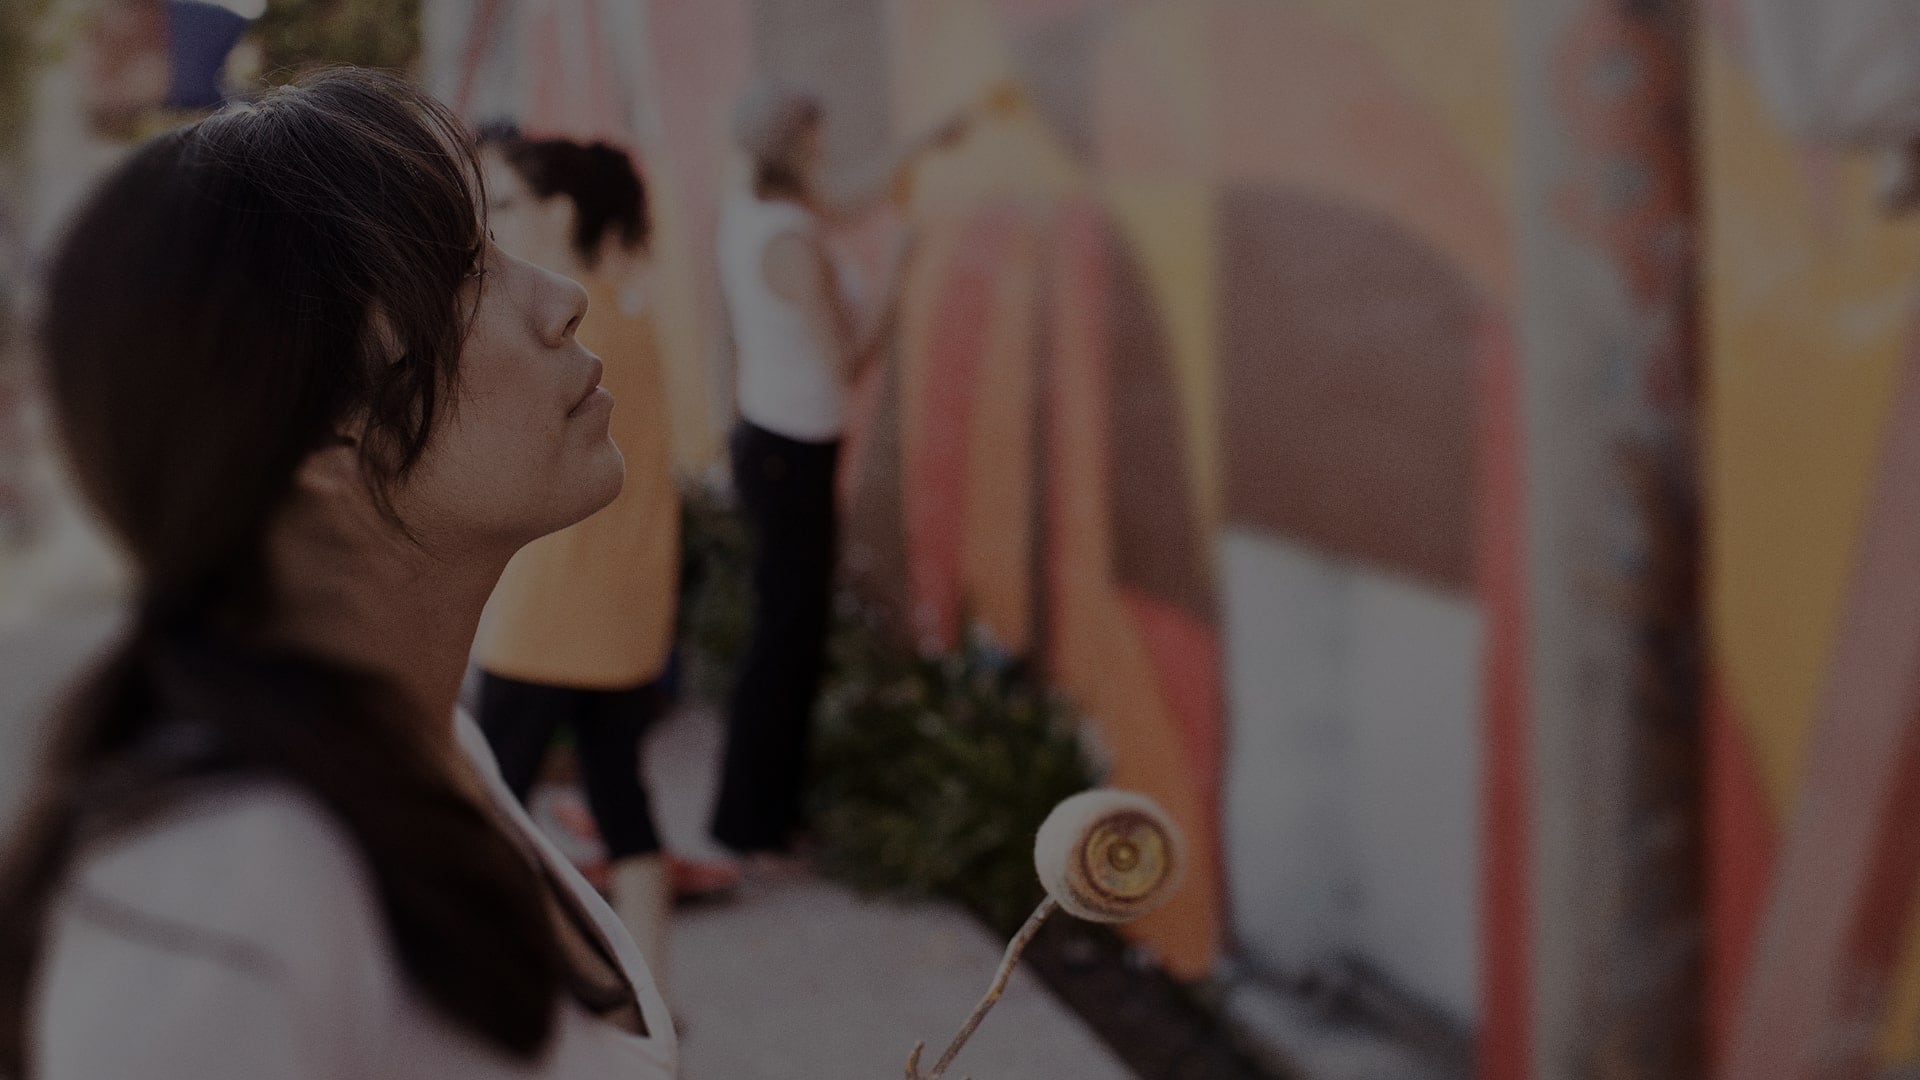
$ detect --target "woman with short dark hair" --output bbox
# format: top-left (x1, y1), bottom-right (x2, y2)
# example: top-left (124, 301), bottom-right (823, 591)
top-left (0, 70), bottom-right (676, 1078)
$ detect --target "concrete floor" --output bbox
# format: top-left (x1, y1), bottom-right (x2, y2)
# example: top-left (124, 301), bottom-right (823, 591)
top-left (0, 599), bottom-right (1133, 1080)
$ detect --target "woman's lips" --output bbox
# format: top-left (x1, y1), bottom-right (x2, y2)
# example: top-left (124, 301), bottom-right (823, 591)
top-left (568, 356), bottom-right (607, 417)
top-left (571, 385), bottom-right (614, 419)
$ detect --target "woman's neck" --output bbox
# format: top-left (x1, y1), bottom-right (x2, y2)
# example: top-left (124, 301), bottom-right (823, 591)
top-left (263, 485), bottom-right (510, 752)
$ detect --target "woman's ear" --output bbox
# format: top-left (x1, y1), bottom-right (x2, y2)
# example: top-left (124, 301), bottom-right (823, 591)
top-left (291, 436), bottom-right (363, 500)
top-left (367, 305), bottom-right (405, 366)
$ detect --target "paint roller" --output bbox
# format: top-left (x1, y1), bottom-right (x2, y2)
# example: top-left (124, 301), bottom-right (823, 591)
top-left (903, 789), bottom-right (1187, 1080)
top-left (889, 77), bottom-right (1029, 210)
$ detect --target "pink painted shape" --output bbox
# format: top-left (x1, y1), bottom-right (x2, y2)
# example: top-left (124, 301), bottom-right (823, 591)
top-left (644, 0), bottom-right (752, 361)
top-left (452, 0), bottom-right (508, 118)
top-left (1042, 199), bottom-right (1110, 672)
top-left (904, 211), bottom-right (1020, 650)
top-left (647, 0), bottom-right (750, 225)
top-left (526, 6), bottom-right (567, 137)
top-left (524, 1), bottom-right (629, 148)
top-left (1722, 333), bottom-right (1920, 1080)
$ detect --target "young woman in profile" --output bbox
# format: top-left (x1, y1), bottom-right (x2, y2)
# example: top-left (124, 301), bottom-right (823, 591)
top-left (0, 69), bottom-right (676, 1078)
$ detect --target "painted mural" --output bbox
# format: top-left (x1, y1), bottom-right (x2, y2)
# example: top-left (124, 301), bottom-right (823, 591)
top-left (16, 0), bottom-right (1920, 1071)
top-left (434, 0), bottom-right (1520, 1012)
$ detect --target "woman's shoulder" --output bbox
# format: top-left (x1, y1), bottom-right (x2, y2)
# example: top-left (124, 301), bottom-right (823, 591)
top-left (36, 779), bottom-right (396, 1078)
top-left (54, 776), bottom-right (387, 977)
top-left (723, 191), bottom-right (816, 234)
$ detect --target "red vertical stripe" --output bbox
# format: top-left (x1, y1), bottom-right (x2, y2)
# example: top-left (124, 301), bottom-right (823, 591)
top-left (1704, 679), bottom-right (1776, 1068)
top-left (1477, 310), bottom-right (1531, 1080)
top-left (903, 211), bottom-right (1020, 649)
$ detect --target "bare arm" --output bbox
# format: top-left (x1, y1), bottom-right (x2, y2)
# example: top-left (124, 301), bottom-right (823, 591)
top-left (812, 113), bottom-right (973, 228)
top-left (762, 229), bottom-right (858, 378)
top-left (761, 228), bottom-right (917, 384)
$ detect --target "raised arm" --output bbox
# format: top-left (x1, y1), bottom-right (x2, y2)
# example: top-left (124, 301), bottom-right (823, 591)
top-left (813, 113), bottom-right (973, 228)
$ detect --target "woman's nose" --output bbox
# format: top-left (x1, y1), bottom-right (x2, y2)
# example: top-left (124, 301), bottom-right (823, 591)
top-left (539, 265), bottom-right (590, 347)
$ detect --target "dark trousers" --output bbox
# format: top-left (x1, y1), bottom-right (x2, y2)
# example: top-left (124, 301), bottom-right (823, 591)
top-left (711, 421), bottom-right (840, 853)
top-left (477, 671), bottom-right (663, 859)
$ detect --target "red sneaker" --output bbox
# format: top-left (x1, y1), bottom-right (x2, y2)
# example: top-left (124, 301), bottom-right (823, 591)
top-left (668, 853), bottom-right (741, 904)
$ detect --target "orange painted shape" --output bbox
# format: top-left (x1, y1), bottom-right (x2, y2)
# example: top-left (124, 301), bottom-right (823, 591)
top-left (1044, 197), bottom-right (1221, 977)
top-left (1117, 587), bottom-right (1223, 805)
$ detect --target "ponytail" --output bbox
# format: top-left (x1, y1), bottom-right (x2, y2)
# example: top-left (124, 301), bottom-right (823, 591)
top-left (0, 618), bottom-right (567, 1074)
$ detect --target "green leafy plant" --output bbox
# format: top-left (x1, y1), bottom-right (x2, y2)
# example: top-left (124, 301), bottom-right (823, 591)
top-left (809, 616), bottom-right (1100, 935)
top-left (674, 483), bottom-right (754, 703)
top-left (0, 0), bottom-right (54, 149)
top-left (252, 0), bottom-right (421, 83)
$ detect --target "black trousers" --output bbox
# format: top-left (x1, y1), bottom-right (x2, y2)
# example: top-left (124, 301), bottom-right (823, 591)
top-left (711, 421), bottom-right (840, 853)
top-left (477, 671), bottom-right (663, 859)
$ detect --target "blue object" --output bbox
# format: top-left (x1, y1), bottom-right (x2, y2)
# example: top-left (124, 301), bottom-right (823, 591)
top-left (165, 1), bottom-right (253, 110)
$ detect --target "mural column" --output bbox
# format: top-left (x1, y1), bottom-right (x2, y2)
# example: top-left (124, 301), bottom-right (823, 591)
top-left (1505, 1), bottom-right (1704, 1078)
top-left (0, 4), bottom-right (38, 553)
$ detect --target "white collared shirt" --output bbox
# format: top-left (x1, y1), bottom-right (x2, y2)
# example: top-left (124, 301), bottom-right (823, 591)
top-left (29, 713), bottom-right (677, 1079)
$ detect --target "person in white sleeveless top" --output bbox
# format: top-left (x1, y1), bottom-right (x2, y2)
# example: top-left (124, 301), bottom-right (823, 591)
top-left (1, 71), bottom-right (676, 1078)
top-left (710, 78), bottom-right (968, 857)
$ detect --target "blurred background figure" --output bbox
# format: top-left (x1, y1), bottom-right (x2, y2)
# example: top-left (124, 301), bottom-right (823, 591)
top-left (710, 77), bottom-right (965, 860)
top-left (472, 125), bottom-right (736, 996)
top-left (80, 0), bottom-right (262, 135)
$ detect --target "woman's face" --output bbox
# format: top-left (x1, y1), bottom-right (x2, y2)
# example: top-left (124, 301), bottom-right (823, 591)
top-left (389, 238), bottom-right (622, 554)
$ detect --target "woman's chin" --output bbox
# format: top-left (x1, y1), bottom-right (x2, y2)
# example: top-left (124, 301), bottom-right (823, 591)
top-left (580, 446), bottom-right (627, 516)
top-left (538, 448), bottom-right (626, 536)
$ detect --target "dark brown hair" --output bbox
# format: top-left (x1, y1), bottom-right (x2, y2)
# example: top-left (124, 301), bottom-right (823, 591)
top-left (477, 123), bottom-right (648, 269)
top-left (751, 106), bottom-right (818, 202)
top-left (0, 69), bottom-right (565, 1070)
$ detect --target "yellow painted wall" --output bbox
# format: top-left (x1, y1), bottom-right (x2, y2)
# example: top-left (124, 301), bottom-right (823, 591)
top-left (1699, 26), bottom-right (1920, 1066)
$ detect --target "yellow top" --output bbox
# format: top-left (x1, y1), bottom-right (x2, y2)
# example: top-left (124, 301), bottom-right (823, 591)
top-left (473, 276), bottom-right (680, 690)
